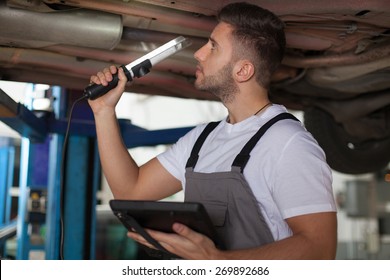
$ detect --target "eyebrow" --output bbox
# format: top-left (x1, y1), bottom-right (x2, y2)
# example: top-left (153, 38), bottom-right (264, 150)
top-left (209, 36), bottom-right (219, 47)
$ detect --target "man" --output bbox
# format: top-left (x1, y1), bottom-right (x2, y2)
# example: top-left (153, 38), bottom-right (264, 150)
top-left (89, 2), bottom-right (337, 259)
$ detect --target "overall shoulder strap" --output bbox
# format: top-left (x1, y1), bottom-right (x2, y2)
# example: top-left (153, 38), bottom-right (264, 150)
top-left (185, 121), bottom-right (220, 168)
top-left (232, 113), bottom-right (299, 172)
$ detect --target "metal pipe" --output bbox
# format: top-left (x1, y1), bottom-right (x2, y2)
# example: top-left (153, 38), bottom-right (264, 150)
top-left (0, 47), bottom-right (208, 99)
top-left (0, 2), bottom-right (122, 49)
top-left (283, 43), bottom-right (390, 68)
top-left (315, 90), bottom-right (390, 122)
top-left (44, 0), bottom-right (216, 32)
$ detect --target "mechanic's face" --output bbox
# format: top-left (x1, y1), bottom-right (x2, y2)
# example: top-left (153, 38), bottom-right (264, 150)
top-left (194, 22), bottom-right (238, 102)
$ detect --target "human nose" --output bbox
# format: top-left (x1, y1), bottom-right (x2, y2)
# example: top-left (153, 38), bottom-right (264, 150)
top-left (194, 43), bottom-right (207, 62)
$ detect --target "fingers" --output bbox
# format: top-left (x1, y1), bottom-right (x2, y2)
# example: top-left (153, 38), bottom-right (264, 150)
top-left (109, 65), bottom-right (118, 74)
top-left (127, 231), bottom-right (155, 249)
top-left (116, 67), bottom-right (128, 89)
top-left (127, 229), bottom-right (174, 253)
top-left (89, 65), bottom-right (118, 86)
top-left (172, 223), bottom-right (203, 244)
top-left (127, 226), bottom-right (218, 260)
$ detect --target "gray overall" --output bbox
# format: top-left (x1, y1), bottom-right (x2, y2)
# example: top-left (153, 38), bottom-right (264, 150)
top-left (184, 113), bottom-right (298, 250)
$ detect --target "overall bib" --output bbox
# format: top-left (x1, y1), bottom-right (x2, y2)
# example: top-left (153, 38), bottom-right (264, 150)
top-left (184, 113), bottom-right (298, 250)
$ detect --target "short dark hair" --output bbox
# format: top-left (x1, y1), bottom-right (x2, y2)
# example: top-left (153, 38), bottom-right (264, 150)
top-left (217, 2), bottom-right (285, 88)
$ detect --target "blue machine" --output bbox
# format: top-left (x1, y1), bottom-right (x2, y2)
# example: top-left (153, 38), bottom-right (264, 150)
top-left (0, 85), bottom-right (192, 259)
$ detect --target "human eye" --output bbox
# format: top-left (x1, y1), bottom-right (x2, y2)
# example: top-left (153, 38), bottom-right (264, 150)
top-left (210, 40), bottom-right (216, 51)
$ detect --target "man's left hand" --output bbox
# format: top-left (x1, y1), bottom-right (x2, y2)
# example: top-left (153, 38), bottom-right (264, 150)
top-left (127, 223), bottom-right (221, 259)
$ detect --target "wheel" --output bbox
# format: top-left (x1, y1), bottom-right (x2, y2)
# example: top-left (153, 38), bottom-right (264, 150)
top-left (304, 107), bottom-right (390, 174)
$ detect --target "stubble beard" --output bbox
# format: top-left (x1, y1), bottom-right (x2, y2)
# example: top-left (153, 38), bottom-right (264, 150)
top-left (195, 62), bottom-right (238, 104)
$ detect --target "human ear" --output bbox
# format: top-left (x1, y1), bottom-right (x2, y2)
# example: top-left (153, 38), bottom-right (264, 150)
top-left (234, 60), bottom-right (255, 82)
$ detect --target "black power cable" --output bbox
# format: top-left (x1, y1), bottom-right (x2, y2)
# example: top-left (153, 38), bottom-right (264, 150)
top-left (59, 95), bottom-right (87, 260)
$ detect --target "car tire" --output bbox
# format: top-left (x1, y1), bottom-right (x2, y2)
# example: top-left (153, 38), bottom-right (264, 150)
top-left (304, 107), bottom-right (390, 174)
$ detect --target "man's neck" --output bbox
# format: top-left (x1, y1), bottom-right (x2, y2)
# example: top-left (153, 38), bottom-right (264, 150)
top-left (225, 87), bottom-right (270, 124)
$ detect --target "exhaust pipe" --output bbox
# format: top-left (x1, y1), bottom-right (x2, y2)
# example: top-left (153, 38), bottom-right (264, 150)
top-left (0, 2), bottom-right (122, 49)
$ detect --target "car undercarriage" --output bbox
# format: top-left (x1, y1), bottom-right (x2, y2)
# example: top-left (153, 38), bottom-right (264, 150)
top-left (0, 0), bottom-right (389, 174)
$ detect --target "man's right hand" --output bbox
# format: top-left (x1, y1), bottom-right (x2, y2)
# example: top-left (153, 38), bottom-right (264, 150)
top-left (88, 65), bottom-right (128, 115)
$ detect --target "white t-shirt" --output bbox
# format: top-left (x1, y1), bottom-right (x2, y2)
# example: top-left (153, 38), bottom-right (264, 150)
top-left (157, 104), bottom-right (337, 240)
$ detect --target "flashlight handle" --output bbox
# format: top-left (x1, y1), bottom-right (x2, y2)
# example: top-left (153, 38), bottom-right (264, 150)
top-left (84, 65), bottom-right (132, 100)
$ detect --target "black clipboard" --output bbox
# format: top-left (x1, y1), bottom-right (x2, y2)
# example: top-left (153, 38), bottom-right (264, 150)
top-left (109, 200), bottom-right (223, 257)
